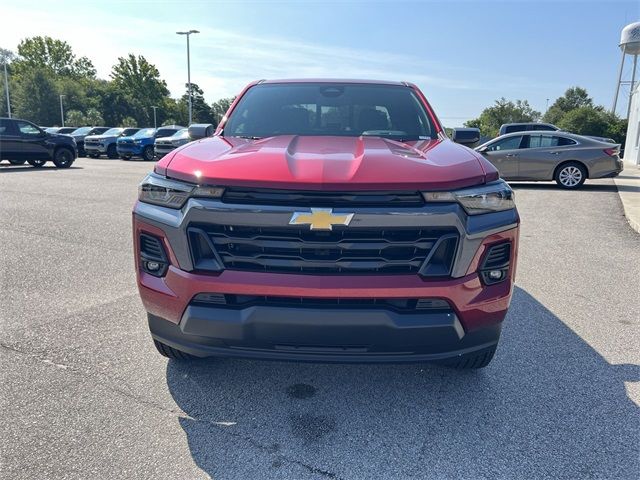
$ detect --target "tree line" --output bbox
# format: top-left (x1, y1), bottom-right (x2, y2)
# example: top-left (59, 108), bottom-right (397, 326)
top-left (1, 36), bottom-right (628, 145)
top-left (464, 87), bottom-right (627, 144)
top-left (0, 36), bottom-right (234, 128)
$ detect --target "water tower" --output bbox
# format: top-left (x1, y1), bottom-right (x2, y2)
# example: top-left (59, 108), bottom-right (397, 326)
top-left (612, 22), bottom-right (640, 118)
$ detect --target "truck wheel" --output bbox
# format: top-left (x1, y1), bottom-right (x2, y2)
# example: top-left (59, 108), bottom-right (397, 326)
top-left (53, 148), bottom-right (74, 168)
top-left (107, 144), bottom-right (118, 159)
top-left (153, 339), bottom-right (196, 360)
top-left (9, 159), bottom-right (26, 165)
top-left (442, 346), bottom-right (496, 369)
top-left (555, 162), bottom-right (586, 189)
top-left (28, 159), bottom-right (47, 168)
top-left (142, 146), bottom-right (155, 161)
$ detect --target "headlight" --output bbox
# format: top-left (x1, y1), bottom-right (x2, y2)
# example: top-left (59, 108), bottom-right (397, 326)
top-left (423, 180), bottom-right (515, 215)
top-left (171, 139), bottom-right (189, 146)
top-left (134, 140), bottom-right (143, 145)
top-left (138, 173), bottom-right (224, 209)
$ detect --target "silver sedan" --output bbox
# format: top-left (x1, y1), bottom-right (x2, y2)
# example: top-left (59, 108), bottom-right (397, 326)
top-left (475, 132), bottom-right (623, 189)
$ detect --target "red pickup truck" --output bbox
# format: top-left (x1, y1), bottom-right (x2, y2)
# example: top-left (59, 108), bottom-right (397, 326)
top-left (133, 79), bottom-right (519, 368)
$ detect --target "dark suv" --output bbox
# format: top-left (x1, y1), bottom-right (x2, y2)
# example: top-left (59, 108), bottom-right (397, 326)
top-left (0, 117), bottom-right (77, 168)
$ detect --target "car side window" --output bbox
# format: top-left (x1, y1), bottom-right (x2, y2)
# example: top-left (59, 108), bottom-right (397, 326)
top-left (533, 124), bottom-right (554, 131)
top-left (16, 121), bottom-right (42, 136)
top-left (0, 118), bottom-right (14, 135)
top-left (557, 136), bottom-right (577, 146)
top-left (525, 134), bottom-right (560, 149)
top-left (486, 135), bottom-right (523, 152)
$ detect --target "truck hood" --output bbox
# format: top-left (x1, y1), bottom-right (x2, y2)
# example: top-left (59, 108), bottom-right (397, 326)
top-left (86, 134), bottom-right (117, 141)
top-left (158, 135), bottom-right (491, 191)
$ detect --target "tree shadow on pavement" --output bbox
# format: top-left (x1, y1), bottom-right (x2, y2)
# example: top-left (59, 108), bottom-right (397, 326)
top-left (166, 287), bottom-right (639, 479)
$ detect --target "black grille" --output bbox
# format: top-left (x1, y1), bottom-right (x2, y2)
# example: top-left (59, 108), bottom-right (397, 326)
top-left (189, 223), bottom-right (458, 275)
top-left (192, 294), bottom-right (453, 312)
top-left (222, 188), bottom-right (424, 207)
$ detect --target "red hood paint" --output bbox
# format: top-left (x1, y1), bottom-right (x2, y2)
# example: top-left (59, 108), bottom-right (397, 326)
top-left (156, 135), bottom-right (494, 191)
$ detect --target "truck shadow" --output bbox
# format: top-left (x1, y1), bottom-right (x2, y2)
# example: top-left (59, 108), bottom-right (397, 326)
top-left (165, 287), bottom-right (639, 479)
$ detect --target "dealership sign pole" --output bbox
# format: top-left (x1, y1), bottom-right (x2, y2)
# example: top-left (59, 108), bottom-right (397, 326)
top-left (176, 30), bottom-right (200, 126)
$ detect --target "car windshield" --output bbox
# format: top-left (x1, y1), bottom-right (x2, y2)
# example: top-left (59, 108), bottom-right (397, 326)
top-left (172, 129), bottom-right (188, 138)
top-left (156, 128), bottom-right (178, 138)
top-left (224, 83), bottom-right (436, 141)
top-left (132, 128), bottom-right (155, 138)
top-left (121, 128), bottom-right (139, 136)
top-left (72, 127), bottom-right (92, 135)
top-left (102, 128), bottom-right (123, 136)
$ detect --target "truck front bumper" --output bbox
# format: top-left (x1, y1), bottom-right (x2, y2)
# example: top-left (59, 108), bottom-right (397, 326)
top-left (85, 144), bottom-right (107, 154)
top-left (148, 306), bottom-right (501, 363)
top-left (117, 144), bottom-right (143, 156)
top-left (134, 198), bottom-right (519, 363)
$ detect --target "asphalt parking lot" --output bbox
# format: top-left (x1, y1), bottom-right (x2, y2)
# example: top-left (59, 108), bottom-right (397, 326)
top-left (1, 157), bottom-right (638, 479)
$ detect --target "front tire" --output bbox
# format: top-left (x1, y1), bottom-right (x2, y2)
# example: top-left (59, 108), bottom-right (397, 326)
top-left (9, 159), bottom-right (26, 165)
top-left (142, 145), bottom-right (155, 161)
top-left (28, 159), bottom-right (47, 168)
top-left (555, 162), bottom-right (586, 189)
top-left (153, 339), bottom-right (196, 361)
top-left (53, 148), bottom-right (74, 168)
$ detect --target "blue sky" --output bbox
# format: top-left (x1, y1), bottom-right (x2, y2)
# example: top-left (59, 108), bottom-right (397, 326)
top-left (1, 0), bottom-right (638, 125)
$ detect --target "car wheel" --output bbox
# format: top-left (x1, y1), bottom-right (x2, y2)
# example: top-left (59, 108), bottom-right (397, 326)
top-left (9, 159), bottom-right (26, 165)
top-left (142, 146), bottom-right (155, 161)
top-left (555, 162), bottom-right (586, 189)
top-left (441, 346), bottom-right (496, 369)
top-left (107, 144), bottom-right (118, 159)
top-left (52, 148), bottom-right (74, 168)
top-left (153, 339), bottom-right (197, 360)
top-left (27, 159), bottom-right (47, 168)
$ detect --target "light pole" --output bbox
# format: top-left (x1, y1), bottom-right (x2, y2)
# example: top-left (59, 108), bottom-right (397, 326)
top-left (176, 29), bottom-right (199, 125)
top-left (59, 94), bottom-right (65, 127)
top-left (3, 60), bottom-right (10, 118)
top-left (151, 106), bottom-right (158, 128)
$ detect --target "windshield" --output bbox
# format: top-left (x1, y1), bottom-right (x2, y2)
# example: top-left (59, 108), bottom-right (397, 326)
top-left (121, 128), bottom-right (140, 136)
top-left (156, 128), bottom-right (178, 138)
top-left (172, 128), bottom-right (188, 138)
top-left (102, 128), bottom-right (123, 136)
top-left (132, 128), bottom-right (155, 139)
top-left (72, 127), bottom-right (92, 135)
top-left (224, 83), bottom-right (436, 141)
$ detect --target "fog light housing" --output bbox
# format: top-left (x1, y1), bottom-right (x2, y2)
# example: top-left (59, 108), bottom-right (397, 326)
top-left (140, 233), bottom-right (169, 277)
top-left (479, 242), bottom-right (511, 285)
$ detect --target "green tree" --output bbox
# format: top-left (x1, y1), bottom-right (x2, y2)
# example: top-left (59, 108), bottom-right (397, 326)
top-left (464, 98), bottom-right (540, 137)
top-left (85, 108), bottom-right (104, 125)
top-left (120, 116), bottom-right (137, 127)
top-left (179, 83), bottom-right (213, 124)
top-left (13, 67), bottom-right (60, 125)
top-left (557, 107), bottom-right (627, 145)
top-left (543, 87), bottom-right (593, 124)
top-left (110, 54), bottom-right (169, 125)
top-left (13, 36), bottom-right (96, 79)
top-left (211, 97), bottom-right (235, 127)
top-left (0, 48), bottom-right (15, 117)
top-left (65, 109), bottom-right (85, 127)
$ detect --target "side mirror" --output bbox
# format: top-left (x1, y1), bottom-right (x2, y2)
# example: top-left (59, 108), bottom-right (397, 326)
top-left (452, 128), bottom-right (480, 147)
top-left (188, 124), bottom-right (214, 140)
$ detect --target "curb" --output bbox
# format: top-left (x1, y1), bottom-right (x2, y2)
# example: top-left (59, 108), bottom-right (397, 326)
top-left (614, 165), bottom-right (640, 234)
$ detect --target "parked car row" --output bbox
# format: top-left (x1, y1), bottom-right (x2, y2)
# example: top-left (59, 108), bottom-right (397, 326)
top-left (2, 120), bottom-right (191, 168)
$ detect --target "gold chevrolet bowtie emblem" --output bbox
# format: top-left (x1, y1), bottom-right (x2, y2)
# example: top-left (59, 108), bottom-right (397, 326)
top-left (289, 208), bottom-right (354, 231)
